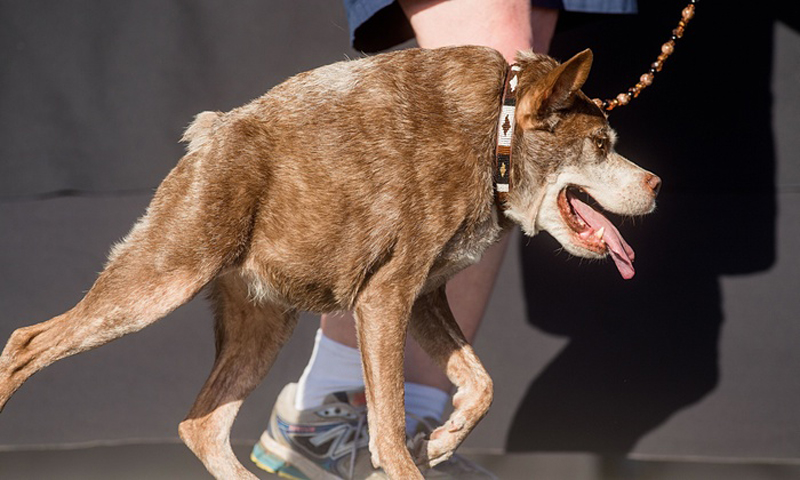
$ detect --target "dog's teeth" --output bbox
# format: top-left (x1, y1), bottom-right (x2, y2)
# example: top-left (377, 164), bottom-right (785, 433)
top-left (594, 227), bottom-right (605, 240)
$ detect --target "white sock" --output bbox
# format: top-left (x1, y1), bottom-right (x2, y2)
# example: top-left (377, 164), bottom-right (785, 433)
top-left (294, 330), bottom-right (451, 435)
top-left (404, 382), bottom-right (450, 436)
top-left (295, 329), bottom-right (365, 410)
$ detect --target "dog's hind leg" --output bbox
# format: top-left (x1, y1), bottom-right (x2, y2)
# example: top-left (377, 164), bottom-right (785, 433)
top-left (179, 273), bottom-right (298, 480)
top-left (0, 148), bottom-right (257, 412)
top-left (406, 286), bottom-right (493, 470)
top-left (0, 239), bottom-right (218, 413)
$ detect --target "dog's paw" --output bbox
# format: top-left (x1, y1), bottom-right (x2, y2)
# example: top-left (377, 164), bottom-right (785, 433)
top-left (410, 432), bottom-right (456, 469)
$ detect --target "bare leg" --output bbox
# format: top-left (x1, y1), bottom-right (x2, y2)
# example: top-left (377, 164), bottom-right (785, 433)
top-left (319, 3), bottom-right (558, 395)
top-left (180, 273), bottom-right (299, 479)
top-left (398, 0), bottom-right (534, 62)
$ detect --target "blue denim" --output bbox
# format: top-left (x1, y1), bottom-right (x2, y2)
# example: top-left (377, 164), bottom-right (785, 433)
top-left (560, 0), bottom-right (637, 14)
top-left (343, 0), bottom-right (637, 51)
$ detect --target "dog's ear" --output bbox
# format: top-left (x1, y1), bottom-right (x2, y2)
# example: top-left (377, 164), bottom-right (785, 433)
top-left (517, 49), bottom-right (593, 130)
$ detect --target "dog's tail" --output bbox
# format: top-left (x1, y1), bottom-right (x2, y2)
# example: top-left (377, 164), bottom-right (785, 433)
top-left (181, 111), bottom-right (222, 153)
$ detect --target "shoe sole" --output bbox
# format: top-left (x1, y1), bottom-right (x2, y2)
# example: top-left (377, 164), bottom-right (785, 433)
top-left (251, 431), bottom-right (343, 480)
top-left (252, 431), bottom-right (496, 480)
top-left (251, 441), bottom-right (311, 480)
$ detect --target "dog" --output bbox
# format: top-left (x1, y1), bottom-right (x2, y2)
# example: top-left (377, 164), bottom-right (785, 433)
top-left (0, 46), bottom-right (660, 479)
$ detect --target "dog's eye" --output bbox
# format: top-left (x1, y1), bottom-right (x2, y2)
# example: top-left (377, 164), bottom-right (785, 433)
top-left (595, 137), bottom-right (607, 151)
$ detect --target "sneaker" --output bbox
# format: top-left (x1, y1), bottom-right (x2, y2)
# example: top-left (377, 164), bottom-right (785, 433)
top-left (251, 383), bottom-right (377, 480)
top-left (251, 383), bottom-right (496, 480)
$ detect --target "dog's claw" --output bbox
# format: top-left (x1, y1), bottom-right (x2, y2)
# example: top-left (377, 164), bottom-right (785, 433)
top-left (446, 416), bottom-right (466, 433)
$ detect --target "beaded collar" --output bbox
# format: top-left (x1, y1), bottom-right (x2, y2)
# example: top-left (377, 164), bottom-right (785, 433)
top-left (494, 64), bottom-right (521, 209)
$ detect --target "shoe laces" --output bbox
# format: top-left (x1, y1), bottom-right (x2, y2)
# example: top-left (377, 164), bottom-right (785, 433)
top-left (347, 408), bottom-right (368, 480)
top-left (342, 412), bottom-right (439, 479)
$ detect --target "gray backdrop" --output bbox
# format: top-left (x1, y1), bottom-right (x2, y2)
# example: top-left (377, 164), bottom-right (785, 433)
top-left (1, 0), bottom-right (798, 465)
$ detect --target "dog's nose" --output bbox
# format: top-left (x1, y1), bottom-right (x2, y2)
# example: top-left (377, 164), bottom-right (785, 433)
top-left (645, 173), bottom-right (662, 196)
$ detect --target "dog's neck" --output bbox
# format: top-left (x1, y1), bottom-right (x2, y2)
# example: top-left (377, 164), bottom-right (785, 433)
top-left (494, 64), bottom-right (521, 211)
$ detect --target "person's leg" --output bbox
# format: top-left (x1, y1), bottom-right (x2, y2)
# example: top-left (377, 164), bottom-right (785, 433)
top-left (306, 0), bottom-right (559, 402)
top-left (399, 0), bottom-right (534, 61)
top-left (397, 2), bottom-right (558, 396)
top-left (255, 3), bottom-right (560, 478)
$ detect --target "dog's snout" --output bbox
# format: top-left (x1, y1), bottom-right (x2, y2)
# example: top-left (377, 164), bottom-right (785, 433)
top-left (645, 173), bottom-right (662, 196)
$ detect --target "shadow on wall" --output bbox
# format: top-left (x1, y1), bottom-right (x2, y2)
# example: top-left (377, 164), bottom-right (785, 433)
top-left (508, 1), bottom-right (791, 453)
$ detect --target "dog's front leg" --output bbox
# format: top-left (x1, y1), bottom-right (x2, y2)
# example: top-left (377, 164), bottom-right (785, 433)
top-left (354, 267), bottom-right (426, 480)
top-left (407, 286), bottom-right (493, 469)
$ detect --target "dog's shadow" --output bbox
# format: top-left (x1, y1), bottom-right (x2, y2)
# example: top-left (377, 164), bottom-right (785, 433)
top-left (507, 2), bottom-right (790, 453)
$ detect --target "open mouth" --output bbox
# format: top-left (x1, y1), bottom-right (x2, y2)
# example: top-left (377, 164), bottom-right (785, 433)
top-left (557, 186), bottom-right (637, 279)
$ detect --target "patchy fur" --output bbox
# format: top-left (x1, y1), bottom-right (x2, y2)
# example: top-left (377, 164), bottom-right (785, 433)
top-left (0, 46), bottom-right (659, 479)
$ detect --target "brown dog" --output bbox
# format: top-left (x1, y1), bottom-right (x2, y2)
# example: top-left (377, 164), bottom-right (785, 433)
top-left (0, 46), bottom-right (659, 479)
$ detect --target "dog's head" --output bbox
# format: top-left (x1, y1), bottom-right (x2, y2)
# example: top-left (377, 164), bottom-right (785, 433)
top-left (505, 49), bottom-right (661, 279)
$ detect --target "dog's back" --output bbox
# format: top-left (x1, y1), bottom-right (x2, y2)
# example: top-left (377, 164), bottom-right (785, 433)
top-left (176, 47), bottom-right (509, 312)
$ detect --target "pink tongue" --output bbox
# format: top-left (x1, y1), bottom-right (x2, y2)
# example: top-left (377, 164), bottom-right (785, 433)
top-left (570, 197), bottom-right (636, 279)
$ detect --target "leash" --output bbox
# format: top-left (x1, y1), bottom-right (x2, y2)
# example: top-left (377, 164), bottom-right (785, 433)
top-left (593, 1), bottom-right (699, 111)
